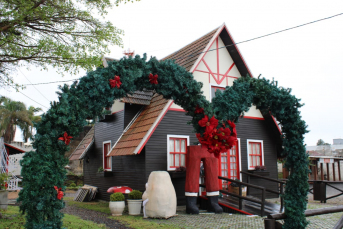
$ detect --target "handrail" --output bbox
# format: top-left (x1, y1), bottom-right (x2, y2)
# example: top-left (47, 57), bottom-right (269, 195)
top-left (241, 171), bottom-right (285, 213)
top-left (218, 176), bottom-right (266, 216)
top-left (241, 171), bottom-right (286, 184)
top-left (218, 176), bottom-right (266, 190)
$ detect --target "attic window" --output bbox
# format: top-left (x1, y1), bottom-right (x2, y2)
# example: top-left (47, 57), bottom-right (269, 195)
top-left (210, 85), bottom-right (225, 101)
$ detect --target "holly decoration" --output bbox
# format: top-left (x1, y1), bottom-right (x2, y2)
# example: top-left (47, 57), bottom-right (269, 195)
top-left (58, 132), bottom-right (73, 145)
top-left (19, 54), bottom-right (308, 229)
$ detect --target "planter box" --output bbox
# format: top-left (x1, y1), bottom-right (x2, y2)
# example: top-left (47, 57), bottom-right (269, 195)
top-left (228, 186), bottom-right (247, 197)
top-left (96, 171), bottom-right (113, 177)
top-left (0, 190), bottom-right (8, 210)
top-left (168, 171), bottom-right (186, 179)
top-left (248, 170), bottom-right (270, 176)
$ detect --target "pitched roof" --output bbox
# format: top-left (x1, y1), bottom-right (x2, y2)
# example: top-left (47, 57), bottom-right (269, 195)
top-left (161, 28), bottom-right (218, 71)
top-left (108, 94), bottom-right (171, 156)
top-left (69, 126), bottom-right (94, 160)
top-left (120, 90), bottom-right (154, 105)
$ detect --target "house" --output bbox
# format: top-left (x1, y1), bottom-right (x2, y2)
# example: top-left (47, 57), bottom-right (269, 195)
top-left (0, 138), bottom-right (26, 190)
top-left (69, 23), bottom-right (282, 205)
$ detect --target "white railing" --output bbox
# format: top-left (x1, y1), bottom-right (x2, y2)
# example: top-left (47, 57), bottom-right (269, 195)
top-left (0, 137), bottom-right (9, 174)
top-left (0, 137), bottom-right (22, 190)
top-left (7, 176), bottom-right (22, 190)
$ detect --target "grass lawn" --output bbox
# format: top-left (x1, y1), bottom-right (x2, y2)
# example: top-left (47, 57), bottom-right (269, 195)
top-left (65, 197), bottom-right (181, 229)
top-left (0, 206), bottom-right (106, 229)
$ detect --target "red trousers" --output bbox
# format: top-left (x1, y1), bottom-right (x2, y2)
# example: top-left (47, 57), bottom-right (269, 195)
top-left (185, 146), bottom-right (219, 193)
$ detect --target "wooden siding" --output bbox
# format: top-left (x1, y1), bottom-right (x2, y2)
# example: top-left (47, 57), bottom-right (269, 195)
top-left (146, 111), bottom-right (279, 205)
top-left (83, 111), bottom-right (146, 201)
top-left (84, 110), bottom-right (279, 202)
top-left (236, 118), bottom-right (279, 198)
top-left (145, 110), bottom-right (197, 205)
top-left (124, 103), bottom-right (143, 129)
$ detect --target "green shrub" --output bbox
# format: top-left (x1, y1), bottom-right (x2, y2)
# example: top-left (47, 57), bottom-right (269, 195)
top-left (70, 182), bottom-right (76, 188)
top-left (128, 190), bottom-right (142, 200)
top-left (110, 192), bottom-right (125, 201)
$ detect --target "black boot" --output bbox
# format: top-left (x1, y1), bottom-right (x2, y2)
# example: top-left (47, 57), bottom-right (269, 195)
top-left (186, 196), bottom-right (199, 214)
top-left (207, 195), bottom-right (223, 214)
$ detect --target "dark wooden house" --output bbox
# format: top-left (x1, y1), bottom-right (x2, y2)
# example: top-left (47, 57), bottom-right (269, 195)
top-left (70, 24), bottom-right (282, 205)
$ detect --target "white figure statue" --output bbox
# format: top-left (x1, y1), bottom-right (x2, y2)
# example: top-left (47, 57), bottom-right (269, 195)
top-left (142, 171), bottom-right (177, 218)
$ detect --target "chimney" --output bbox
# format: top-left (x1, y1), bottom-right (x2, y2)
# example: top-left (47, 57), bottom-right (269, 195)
top-left (123, 48), bottom-right (135, 57)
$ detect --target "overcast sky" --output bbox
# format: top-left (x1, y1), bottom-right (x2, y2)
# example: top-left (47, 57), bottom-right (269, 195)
top-left (1, 0), bottom-right (343, 146)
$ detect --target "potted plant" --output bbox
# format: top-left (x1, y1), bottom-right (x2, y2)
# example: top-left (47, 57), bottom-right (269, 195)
top-left (109, 192), bottom-right (125, 216)
top-left (0, 173), bottom-right (10, 210)
top-left (127, 190), bottom-right (143, 215)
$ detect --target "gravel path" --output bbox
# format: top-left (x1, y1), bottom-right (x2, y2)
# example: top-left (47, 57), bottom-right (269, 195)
top-left (61, 205), bottom-right (132, 229)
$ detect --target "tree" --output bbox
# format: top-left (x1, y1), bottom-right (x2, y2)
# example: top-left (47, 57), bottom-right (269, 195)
top-left (317, 139), bottom-right (330, 146)
top-left (0, 96), bottom-right (41, 143)
top-left (0, 0), bottom-right (137, 88)
top-left (19, 106), bottom-right (42, 142)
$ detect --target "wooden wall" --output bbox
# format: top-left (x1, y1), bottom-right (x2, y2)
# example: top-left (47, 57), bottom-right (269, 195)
top-left (83, 110), bottom-right (146, 201)
top-left (84, 109), bottom-right (279, 202)
top-left (236, 118), bottom-right (279, 198)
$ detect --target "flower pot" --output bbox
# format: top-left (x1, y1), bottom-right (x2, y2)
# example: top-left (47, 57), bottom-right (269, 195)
top-left (109, 201), bottom-right (125, 216)
top-left (127, 199), bottom-right (143, 215)
top-left (0, 190), bottom-right (8, 210)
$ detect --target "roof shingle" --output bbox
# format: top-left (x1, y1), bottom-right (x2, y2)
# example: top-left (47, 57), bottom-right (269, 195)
top-left (161, 28), bottom-right (218, 71)
top-left (108, 94), bottom-right (169, 156)
top-left (69, 126), bottom-right (94, 160)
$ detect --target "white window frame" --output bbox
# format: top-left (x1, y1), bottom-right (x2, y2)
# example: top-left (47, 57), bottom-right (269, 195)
top-left (167, 135), bottom-right (190, 171)
top-left (103, 140), bottom-right (112, 171)
top-left (209, 84), bottom-right (226, 101)
top-left (247, 139), bottom-right (264, 170)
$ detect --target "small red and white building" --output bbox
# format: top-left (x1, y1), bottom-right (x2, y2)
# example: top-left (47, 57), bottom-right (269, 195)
top-left (70, 23), bottom-right (282, 204)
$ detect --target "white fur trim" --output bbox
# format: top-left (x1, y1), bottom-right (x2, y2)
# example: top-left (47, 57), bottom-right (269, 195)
top-left (206, 191), bottom-right (219, 196)
top-left (185, 192), bottom-right (198, 196)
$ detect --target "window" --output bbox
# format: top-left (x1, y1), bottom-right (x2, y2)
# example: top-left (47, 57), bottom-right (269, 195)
top-left (219, 139), bottom-right (240, 190)
top-left (247, 140), bottom-right (264, 170)
top-left (167, 135), bottom-right (189, 171)
top-left (210, 85), bottom-right (225, 101)
top-left (103, 141), bottom-right (112, 171)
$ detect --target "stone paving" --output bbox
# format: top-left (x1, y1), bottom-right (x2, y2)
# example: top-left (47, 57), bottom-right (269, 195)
top-left (7, 189), bottom-right (343, 228)
top-left (145, 202), bottom-right (343, 229)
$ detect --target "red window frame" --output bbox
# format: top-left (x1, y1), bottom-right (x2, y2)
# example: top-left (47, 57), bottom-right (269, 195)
top-left (219, 141), bottom-right (239, 190)
top-left (169, 137), bottom-right (187, 169)
top-left (211, 86), bottom-right (225, 100)
top-left (103, 142), bottom-right (111, 170)
top-left (248, 141), bottom-right (262, 169)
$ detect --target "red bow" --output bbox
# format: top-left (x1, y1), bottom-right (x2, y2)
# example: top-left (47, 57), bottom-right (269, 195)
top-left (149, 73), bottom-right (158, 84)
top-left (54, 186), bottom-right (64, 200)
top-left (58, 132), bottom-right (73, 145)
top-left (109, 75), bottom-right (122, 88)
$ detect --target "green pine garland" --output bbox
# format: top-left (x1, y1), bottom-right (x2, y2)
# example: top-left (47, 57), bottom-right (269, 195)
top-left (19, 55), bottom-right (308, 229)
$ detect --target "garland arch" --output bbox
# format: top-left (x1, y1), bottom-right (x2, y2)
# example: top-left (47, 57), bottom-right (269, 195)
top-left (19, 55), bottom-right (309, 229)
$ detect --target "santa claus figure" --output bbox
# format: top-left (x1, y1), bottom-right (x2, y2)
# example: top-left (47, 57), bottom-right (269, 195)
top-left (185, 145), bottom-right (223, 214)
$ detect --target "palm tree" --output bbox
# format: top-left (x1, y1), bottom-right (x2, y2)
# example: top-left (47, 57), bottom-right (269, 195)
top-left (19, 106), bottom-right (42, 142)
top-left (0, 97), bottom-right (34, 143)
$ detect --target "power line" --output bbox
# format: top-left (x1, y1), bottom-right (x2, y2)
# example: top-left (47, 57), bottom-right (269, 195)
top-left (172, 12), bottom-right (343, 60)
top-left (23, 78), bottom-right (80, 86)
top-left (19, 69), bottom-right (50, 102)
top-left (13, 89), bottom-right (49, 109)
top-left (19, 12), bottom-right (343, 85)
